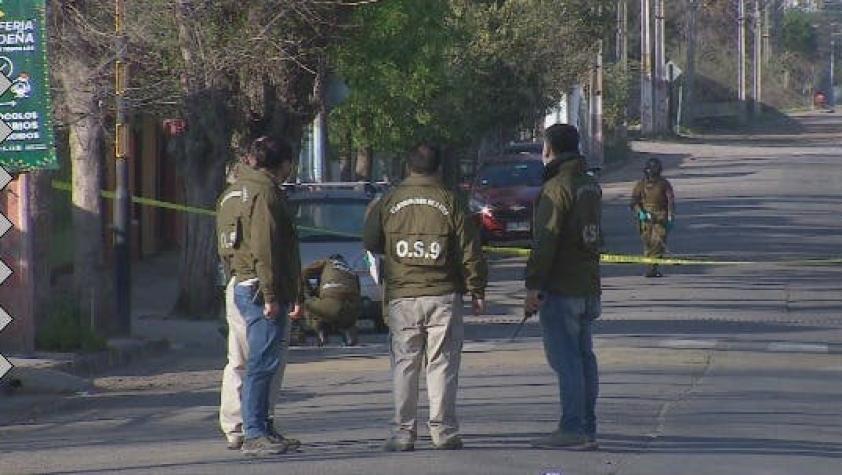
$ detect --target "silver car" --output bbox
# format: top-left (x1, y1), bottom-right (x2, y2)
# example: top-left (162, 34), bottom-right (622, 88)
top-left (284, 182), bottom-right (388, 332)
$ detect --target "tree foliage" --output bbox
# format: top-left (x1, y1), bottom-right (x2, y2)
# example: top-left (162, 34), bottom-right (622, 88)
top-left (781, 9), bottom-right (818, 60)
top-left (331, 0), bottom-right (612, 155)
top-left (48, 1), bottom-right (362, 318)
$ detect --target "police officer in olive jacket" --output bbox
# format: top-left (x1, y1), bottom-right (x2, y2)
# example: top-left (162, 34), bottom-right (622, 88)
top-left (631, 157), bottom-right (675, 278)
top-left (363, 144), bottom-right (487, 452)
top-left (300, 254), bottom-right (362, 346)
top-left (525, 124), bottom-right (602, 451)
top-left (226, 137), bottom-right (302, 457)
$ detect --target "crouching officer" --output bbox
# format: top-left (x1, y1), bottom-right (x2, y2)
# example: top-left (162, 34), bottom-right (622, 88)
top-left (364, 144), bottom-right (488, 452)
top-left (300, 254), bottom-right (362, 347)
top-left (630, 157), bottom-right (675, 278)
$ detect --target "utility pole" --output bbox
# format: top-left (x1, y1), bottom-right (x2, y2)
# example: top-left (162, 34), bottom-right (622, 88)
top-left (312, 59), bottom-right (327, 182)
top-left (753, 0), bottom-right (763, 117)
top-left (654, 0), bottom-right (667, 134)
top-left (738, 0), bottom-right (747, 123)
top-left (640, 0), bottom-right (654, 136)
top-left (591, 39), bottom-right (604, 172)
top-left (684, 0), bottom-right (699, 129)
top-left (617, 0), bottom-right (628, 139)
top-left (114, 0), bottom-right (131, 336)
top-left (763, 2), bottom-right (771, 64)
top-left (616, 0), bottom-right (628, 64)
top-left (831, 37), bottom-right (836, 110)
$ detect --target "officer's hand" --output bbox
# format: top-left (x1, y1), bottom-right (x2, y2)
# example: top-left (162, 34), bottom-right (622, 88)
top-left (264, 302), bottom-right (281, 320)
top-left (524, 290), bottom-right (544, 315)
top-left (666, 216), bottom-right (675, 231)
top-left (288, 304), bottom-right (302, 320)
top-left (472, 296), bottom-right (485, 316)
top-left (637, 210), bottom-right (651, 222)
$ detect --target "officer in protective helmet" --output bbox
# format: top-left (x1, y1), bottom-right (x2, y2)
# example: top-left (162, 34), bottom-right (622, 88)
top-left (631, 158), bottom-right (675, 277)
top-left (299, 254), bottom-right (362, 346)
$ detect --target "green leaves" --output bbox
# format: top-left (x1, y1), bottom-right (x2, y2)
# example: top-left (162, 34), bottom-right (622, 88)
top-left (331, 0), bottom-right (611, 154)
top-left (781, 10), bottom-right (819, 60)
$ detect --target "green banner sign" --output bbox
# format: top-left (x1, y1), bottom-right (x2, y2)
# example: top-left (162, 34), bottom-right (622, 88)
top-left (0, 0), bottom-right (57, 172)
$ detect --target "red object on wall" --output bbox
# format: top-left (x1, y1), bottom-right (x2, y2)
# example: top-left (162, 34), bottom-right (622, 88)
top-left (163, 119), bottom-right (187, 137)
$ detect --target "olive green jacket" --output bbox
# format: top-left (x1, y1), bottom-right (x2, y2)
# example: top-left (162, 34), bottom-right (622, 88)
top-left (363, 174), bottom-right (487, 301)
top-left (302, 258), bottom-right (361, 299)
top-left (229, 166), bottom-right (301, 304)
top-left (216, 182), bottom-right (242, 281)
top-left (525, 153), bottom-right (602, 296)
top-left (631, 176), bottom-right (675, 223)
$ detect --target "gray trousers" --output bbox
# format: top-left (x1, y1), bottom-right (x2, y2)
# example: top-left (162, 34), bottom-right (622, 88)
top-left (388, 293), bottom-right (463, 444)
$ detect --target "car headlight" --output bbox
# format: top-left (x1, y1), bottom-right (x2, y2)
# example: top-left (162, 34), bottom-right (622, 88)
top-left (469, 198), bottom-right (494, 216)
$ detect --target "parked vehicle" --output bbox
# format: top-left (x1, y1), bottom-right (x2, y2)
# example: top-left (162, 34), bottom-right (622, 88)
top-left (284, 182), bottom-right (389, 333)
top-left (470, 147), bottom-right (543, 243)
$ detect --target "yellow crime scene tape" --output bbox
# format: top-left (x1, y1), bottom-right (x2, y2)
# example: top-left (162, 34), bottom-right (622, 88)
top-left (483, 246), bottom-right (754, 265)
top-left (52, 180), bottom-right (842, 267)
top-left (51, 180), bottom-right (353, 239)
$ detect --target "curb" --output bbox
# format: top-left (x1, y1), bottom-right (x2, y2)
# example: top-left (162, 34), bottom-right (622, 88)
top-left (62, 338), bottom-right (171, 377)
top-left (2, 337), bottom-right (170, 395)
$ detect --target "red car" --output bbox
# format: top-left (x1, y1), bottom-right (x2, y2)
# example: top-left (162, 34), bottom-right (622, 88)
top-left (469, 152), bottom-right (544, 243)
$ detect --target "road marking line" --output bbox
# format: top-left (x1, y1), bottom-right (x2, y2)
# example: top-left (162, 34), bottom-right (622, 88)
top-left (766, 342), bottom-right (829, 353)
top-left (659, 339), bottom-right (719, 349)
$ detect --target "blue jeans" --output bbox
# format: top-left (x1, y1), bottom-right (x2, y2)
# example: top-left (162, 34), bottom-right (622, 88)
top-left (234, 283), bottom-right (287, 439)
top-left (538, 293), bottom-right (600, 438)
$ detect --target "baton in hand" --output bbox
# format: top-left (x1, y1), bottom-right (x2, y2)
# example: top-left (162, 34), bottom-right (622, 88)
top-left (509, 310), bottom-right (535, 342)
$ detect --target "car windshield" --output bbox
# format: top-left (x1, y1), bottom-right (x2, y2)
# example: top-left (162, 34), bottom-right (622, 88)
top-left (292, 199), bottom-right (368, 242)
top-left (476, 161), bottom-right (544, 188)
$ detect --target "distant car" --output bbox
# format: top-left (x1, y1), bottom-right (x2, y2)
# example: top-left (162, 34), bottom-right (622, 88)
top-left (470, 151), bottom-right (544, 243)
top-left (284, 182), bottom-right (389, 333)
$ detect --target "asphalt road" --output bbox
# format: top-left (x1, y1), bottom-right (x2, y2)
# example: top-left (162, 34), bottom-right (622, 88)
top-left (1, 113), bottom-right (841, 475)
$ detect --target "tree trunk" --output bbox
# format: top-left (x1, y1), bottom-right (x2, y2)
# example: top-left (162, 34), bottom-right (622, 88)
top-left (390, 155), bottom-right (404, 181)
top-left (59, 60), bottom-right (110, 334)
top-left (171, 91), bottom-right (231, 318)
top-left (339, 130), bottom-right (354, 181)
top-left (172, 174), bottom-right (224, 318)
top-left (173, 1), bottom-right (312, 317)
top-left (441, 147), bottom-right (461, 190)
top-left (30, 170), bottom-right (54, 331)
top-left (355, 146), bottom-right (373, 181)
top-left (171, 2), bottom-right (231, 318)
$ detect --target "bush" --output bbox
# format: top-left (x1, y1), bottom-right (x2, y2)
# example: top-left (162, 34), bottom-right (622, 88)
top-left (36, 294), bottom-right (107, 353)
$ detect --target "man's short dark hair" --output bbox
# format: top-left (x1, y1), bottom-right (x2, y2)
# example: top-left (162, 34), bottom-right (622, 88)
top-left (407, 144), bottom-right (441, 175)
top-left (544, 124), bottom-right (580, 155)
top-left (248, 136), bottom-right (294, 169)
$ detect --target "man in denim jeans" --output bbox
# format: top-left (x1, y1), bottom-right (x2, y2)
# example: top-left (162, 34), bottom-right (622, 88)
top-left (524, 124), bottom-right (602, 450)
top-left (228, 137), bottom-right (302, 456)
